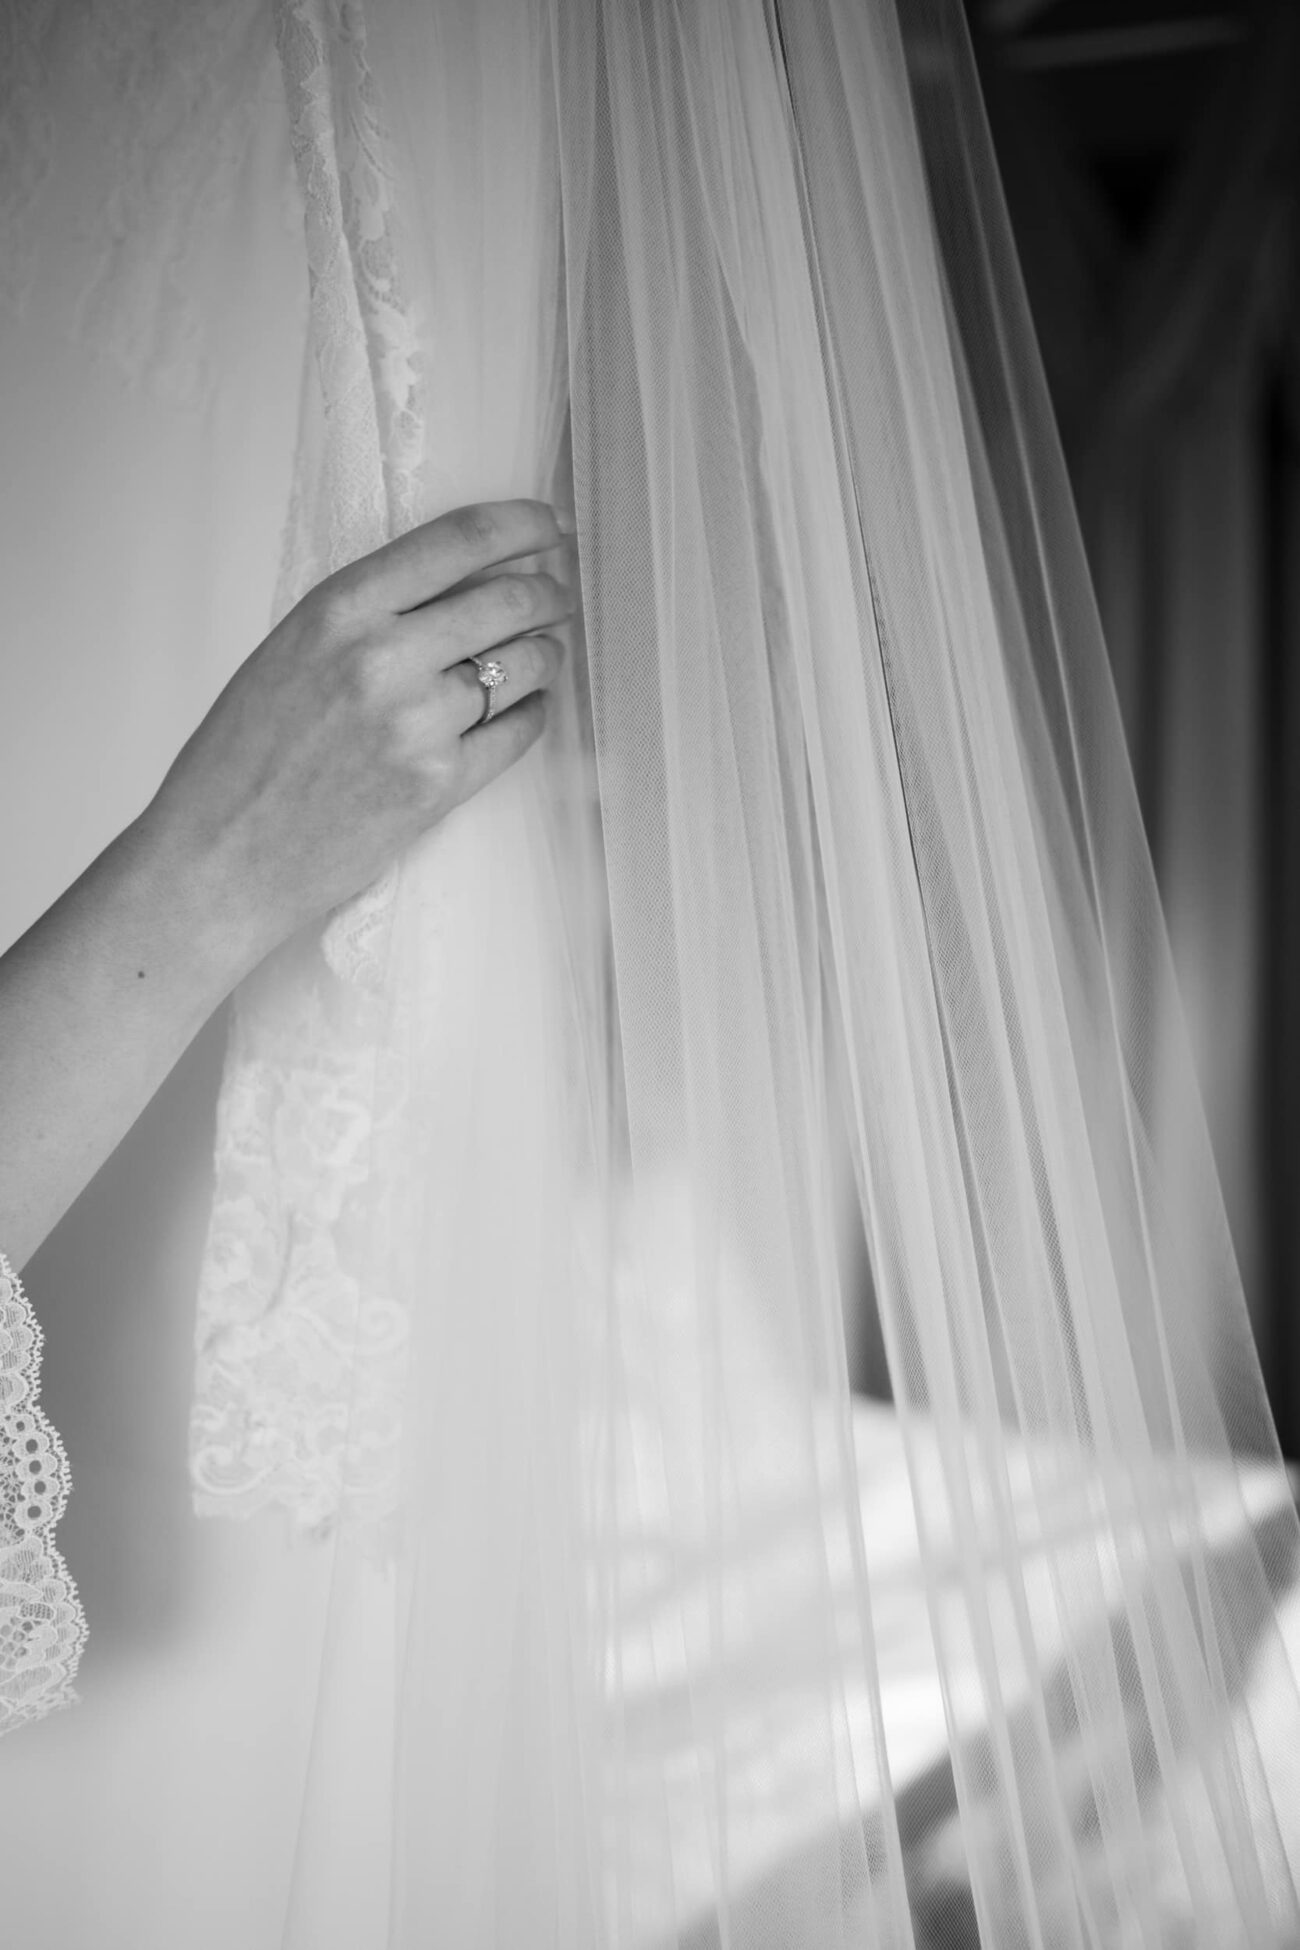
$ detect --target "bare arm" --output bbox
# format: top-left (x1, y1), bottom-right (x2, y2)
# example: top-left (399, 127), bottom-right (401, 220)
top-left (0, 813), bottom-right (268, 1269)
top-left (0, 497), bottom-right (573, 1269)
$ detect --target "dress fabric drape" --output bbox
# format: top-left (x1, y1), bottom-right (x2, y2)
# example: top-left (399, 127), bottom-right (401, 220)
top-left (3, 2), bottom-right (1300, 1946)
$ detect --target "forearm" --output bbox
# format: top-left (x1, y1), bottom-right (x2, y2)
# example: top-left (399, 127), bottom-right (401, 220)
top-left (0, 504), bottom-right (570, 1272)
top-left (0, 809), bottom-right (272, 1269)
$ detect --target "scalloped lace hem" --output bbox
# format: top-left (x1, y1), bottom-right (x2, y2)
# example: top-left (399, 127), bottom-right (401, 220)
top-left (0, 1251), bottom-right (87, 1735)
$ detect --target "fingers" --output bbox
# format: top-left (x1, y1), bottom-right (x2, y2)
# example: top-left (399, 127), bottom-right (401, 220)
top-left (444, 633), bottom-right (566, 734)
top-left (409, 569), bottom-right (575, 670)
top-left (322, 500), bottom-right (571, 618)
top-left (451, 691), bottom-right (551, 808)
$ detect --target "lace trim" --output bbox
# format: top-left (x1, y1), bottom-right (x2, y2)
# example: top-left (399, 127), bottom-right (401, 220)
top-left (191, 950), bottom-right (413, 1535)
top-left (192, 0), bottom-right (429, 1536)
top-left (0, 1251), bottom-right (87, 1735)
top-left (273, 0), bottom-right (424, 990)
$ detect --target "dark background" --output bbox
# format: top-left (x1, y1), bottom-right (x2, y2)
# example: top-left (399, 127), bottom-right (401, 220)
top-left (964, 0), bottom-right (1300, 1450)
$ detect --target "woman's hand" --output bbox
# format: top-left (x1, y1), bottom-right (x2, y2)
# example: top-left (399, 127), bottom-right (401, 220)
top-left (144, 496), bottom-right (575, 964)
top-left (0, 499), bottom-right (576, 1267)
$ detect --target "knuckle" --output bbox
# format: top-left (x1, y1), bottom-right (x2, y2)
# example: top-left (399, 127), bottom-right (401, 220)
top-left (342, 633), bottom-right (401, 709)
top-left (495, 573), bottom-right (538, 622)
top-left (307, 569), bottom-right (364, 639)
top-left (450, 503), bottom-right (498, 553)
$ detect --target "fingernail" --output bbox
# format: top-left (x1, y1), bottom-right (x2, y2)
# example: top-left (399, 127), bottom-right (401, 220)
top-left (554, 508), bottom-right (577, 537)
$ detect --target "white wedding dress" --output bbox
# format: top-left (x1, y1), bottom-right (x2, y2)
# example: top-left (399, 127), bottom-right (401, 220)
top-left (3, 1), bottom-right (1300, 1944)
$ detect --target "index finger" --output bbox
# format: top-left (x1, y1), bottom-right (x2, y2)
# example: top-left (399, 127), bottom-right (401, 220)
top-left (338, 500), bottom-right (571, 617)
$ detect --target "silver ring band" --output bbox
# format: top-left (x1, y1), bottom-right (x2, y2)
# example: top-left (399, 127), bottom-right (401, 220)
top-left (469, 654), bottom-right (508, 726)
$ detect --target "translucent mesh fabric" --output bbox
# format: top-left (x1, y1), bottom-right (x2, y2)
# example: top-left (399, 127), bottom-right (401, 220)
top-left (6, 0), bottom-right (1300, 1944)
top-left (222, 2), bottom-right (1299, 1940)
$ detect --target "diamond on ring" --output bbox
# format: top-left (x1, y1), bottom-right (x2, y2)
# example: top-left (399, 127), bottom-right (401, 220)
top-left (470, 654), bottom-right (508, 726)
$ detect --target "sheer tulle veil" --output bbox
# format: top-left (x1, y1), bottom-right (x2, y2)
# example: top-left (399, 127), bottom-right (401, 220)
top-left (5, 0), bottom-right (1300, 1943)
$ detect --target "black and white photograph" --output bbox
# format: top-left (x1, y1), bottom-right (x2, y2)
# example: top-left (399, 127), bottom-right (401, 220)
top-left (2, 0), bottom-right (1299, 1943)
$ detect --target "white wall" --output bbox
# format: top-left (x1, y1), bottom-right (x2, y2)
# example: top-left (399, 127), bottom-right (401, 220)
top-left (0, 87), bottom-right (326, 1944)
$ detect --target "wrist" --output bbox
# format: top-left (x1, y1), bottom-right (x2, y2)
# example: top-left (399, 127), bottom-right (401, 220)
top-left (114, 798), bottom-right (282, 1001)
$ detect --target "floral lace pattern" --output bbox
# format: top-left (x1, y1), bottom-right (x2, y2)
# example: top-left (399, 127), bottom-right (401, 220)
top-left (191, 0), bottom-right (429, 1532)
top-left (0, 1253), bottom-right (86, 1736)
top-left (271, 0), bottom-right (424, 990)
top-left (191, 947), bottom-right (412, 1534)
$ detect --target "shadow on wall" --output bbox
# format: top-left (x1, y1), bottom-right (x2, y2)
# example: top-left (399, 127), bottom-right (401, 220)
top-left (27, 1007), bottom-right (232, 1671)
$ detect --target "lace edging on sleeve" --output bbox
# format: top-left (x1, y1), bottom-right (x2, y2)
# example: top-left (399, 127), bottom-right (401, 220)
top-left (0, 1252), bottom-right (87, 1736)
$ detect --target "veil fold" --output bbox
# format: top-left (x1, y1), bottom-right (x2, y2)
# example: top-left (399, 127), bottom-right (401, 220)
top-left (6, 0), bottom-right (1300, 1944)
